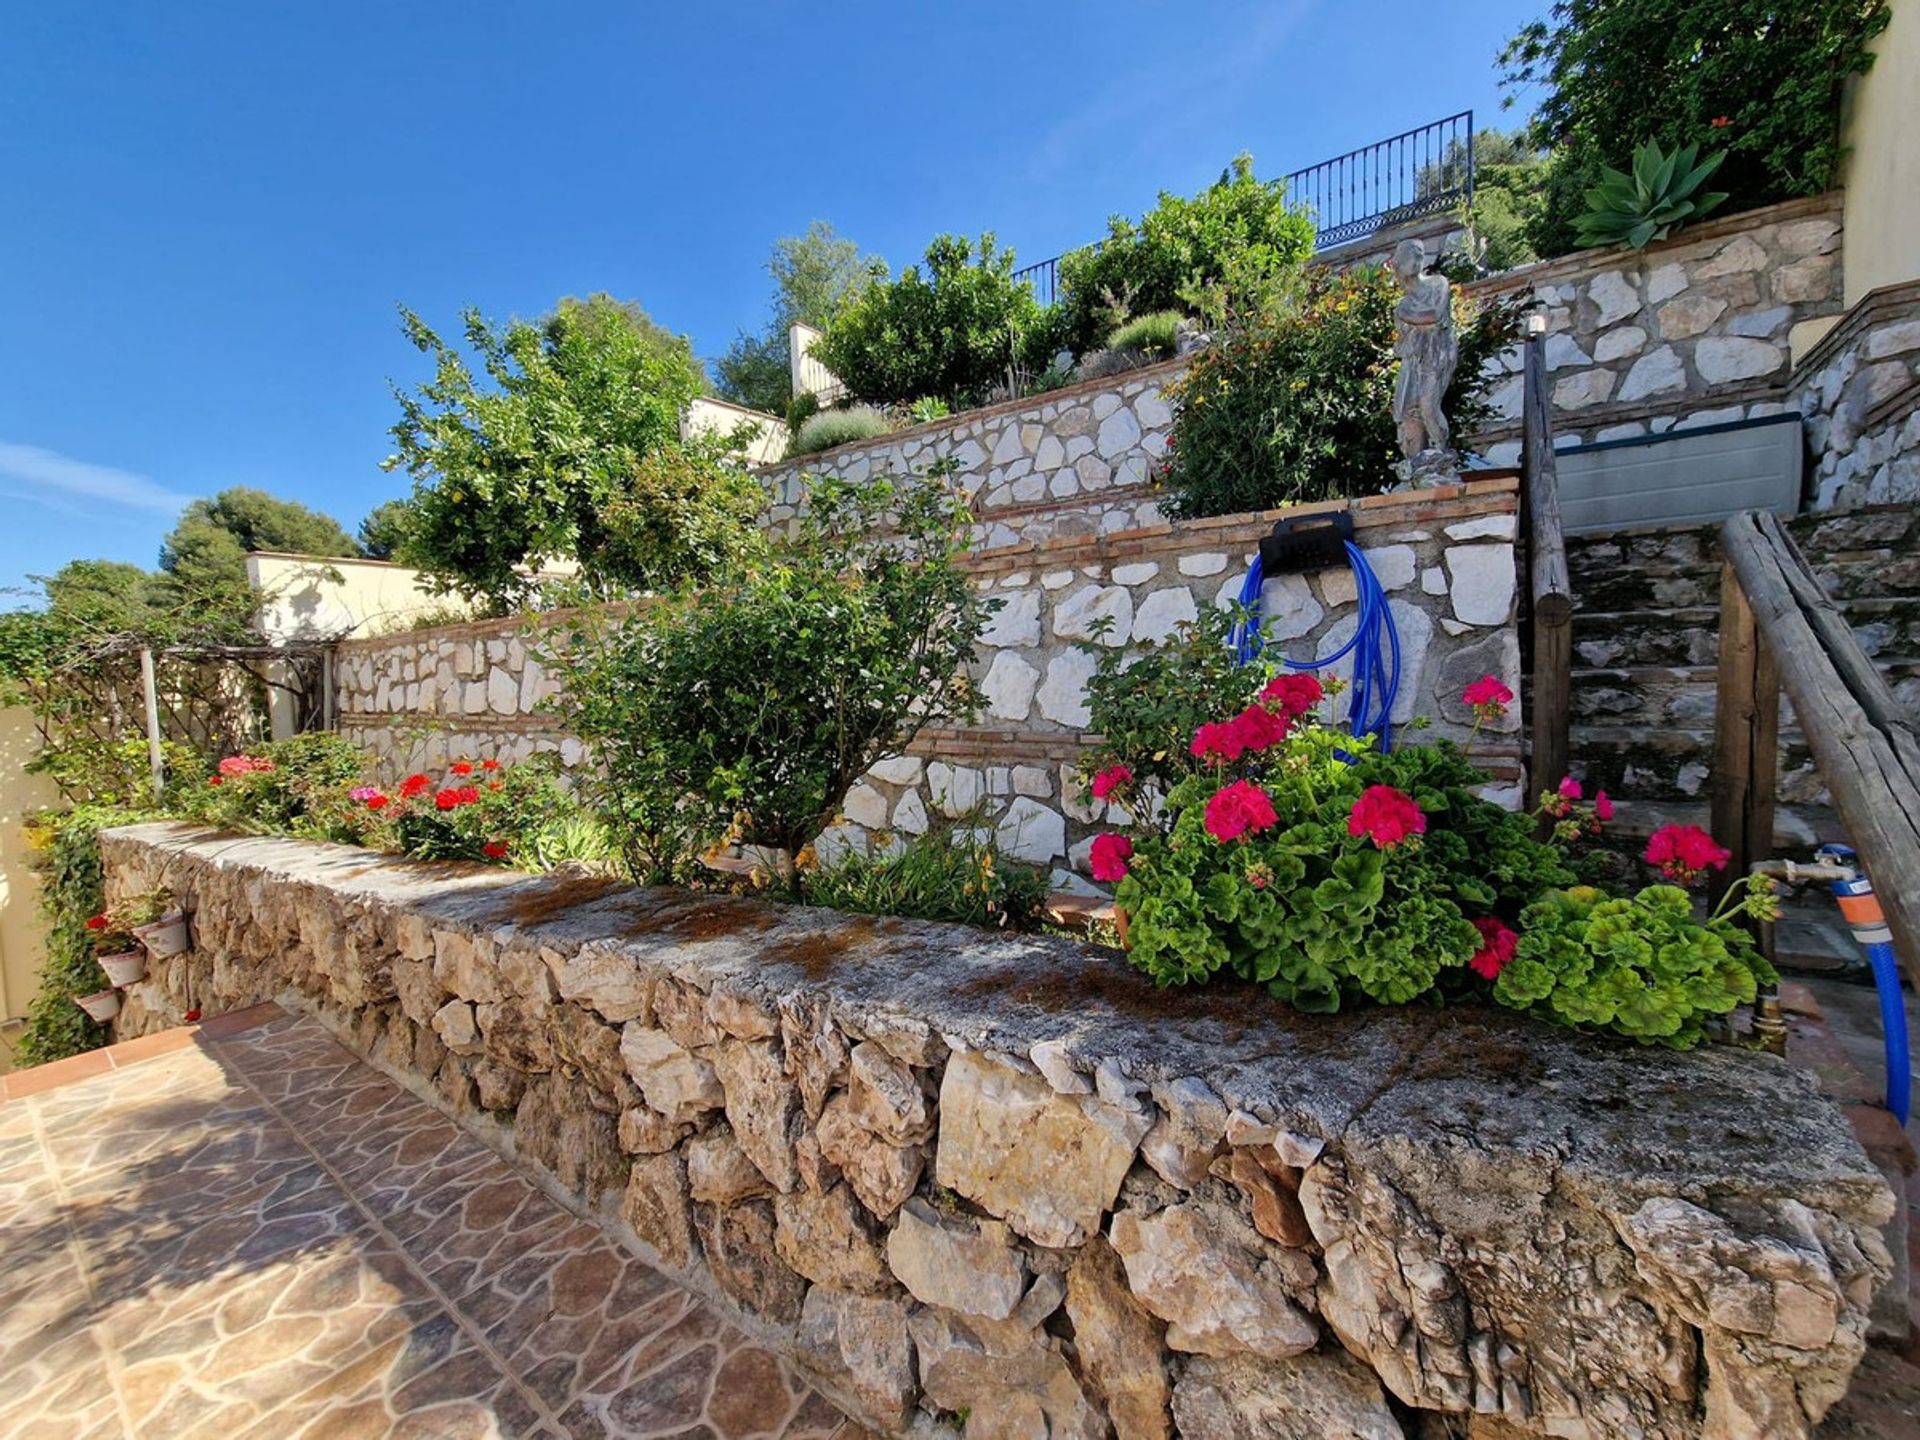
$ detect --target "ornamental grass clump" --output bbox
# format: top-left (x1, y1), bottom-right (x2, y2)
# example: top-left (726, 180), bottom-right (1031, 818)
top-left (789, 406), bottom-right (894, 457)
top-left (1081, 622), bottom-right (1778, 1047)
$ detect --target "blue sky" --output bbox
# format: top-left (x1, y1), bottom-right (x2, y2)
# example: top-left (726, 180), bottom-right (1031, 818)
top-left (0, 0), bottom-right (1542, 598)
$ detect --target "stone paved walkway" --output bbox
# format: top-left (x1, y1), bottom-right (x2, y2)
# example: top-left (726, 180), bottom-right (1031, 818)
top-left (0, 1006), bottom-right (854, 1439)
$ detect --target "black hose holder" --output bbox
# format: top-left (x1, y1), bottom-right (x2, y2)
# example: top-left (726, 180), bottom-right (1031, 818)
top-left (1259, 510), bottom-right (1354, 575)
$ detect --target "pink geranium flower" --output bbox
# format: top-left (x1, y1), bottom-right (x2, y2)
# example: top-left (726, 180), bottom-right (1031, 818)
top-left (1089, 764), bottom-right (1133, 801)
top-left (1190, 720), bottom-right (1246, 763)
top-left (1204, 780), bottom-right (1278, 842)
top-left (1089, 833), bottom-right (1133, 882)
top-left (1347, 785), bottom-right (1426, 850)
top-left (1644, 824), bottom-right (1730, 885)
top-left (1259, 672), bottom-right (1324, 719)
top-left (1558, 775), bottom-right (1583, 802)
top-left (1468, 916), bottom-right (1519, 980)
top-left (1462, 674), bottom-right (1513, 720)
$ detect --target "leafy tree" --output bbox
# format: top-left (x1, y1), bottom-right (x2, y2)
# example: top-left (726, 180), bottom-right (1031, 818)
top-left (386, 292), bottom-right (762, 612)
top-left (1054, 154), bottom-right (1317, 358)
top-left (356, 498), bottom-right (416, 561)
top-left (812, 234), bottom-right (1042, 408)
top-left (1500, 0), bottom-right (1891, 254)
top-left (159, 487), bottom-right (361, 590)
top-left (715, 222), bottom-right (877, 415)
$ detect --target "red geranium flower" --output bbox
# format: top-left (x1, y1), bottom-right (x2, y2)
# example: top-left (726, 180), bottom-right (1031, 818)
top-left (1089, 832), bottom-right (1133, 882)
top-left (434, 786), bottom-right (481, 811)
top-left (482, 841), bottom-right (510, 860)
top-left (366, 794), bottom-right (390, 811)
top-left (1227, 703), bottom-right (1289, 754)
top-left (184, 1008), bottom-right (202, 1023)
top-left (1644, 823), bottom-right (1729, 884)
top-left (1191, 720), bottom-right (1247, 763)
top-left (480, 759), bottom-right (501, 771)
top-left (399, 773), bottom-right (432, 798)
top-left (85, 914), bottom-right (109, 931)
top-left (1204, 780), bottom-right (1278, 842)
top-left (1710, 115), bottom-right (1730, 128)
top-left (208, 775), bottom-right (223, 786)
top-left (1348, 785), bottom-right (1426, 850)
top-left (1468, 916), bottom-right (1520, 980)
top-left (1462, 674), bottom-right (1513, 719)
top-left (450, 760), bottom-right (474, 776)
top-left (1259, 672), bottom-right (1324, 718)
top-left (1090, 764), bottom-right (1133, 801)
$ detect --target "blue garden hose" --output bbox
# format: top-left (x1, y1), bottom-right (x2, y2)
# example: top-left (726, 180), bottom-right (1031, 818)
top-left (1230, 540), bottom-right (1402, 752)
top-left (1816, 843), bottom-right (1911, 1125)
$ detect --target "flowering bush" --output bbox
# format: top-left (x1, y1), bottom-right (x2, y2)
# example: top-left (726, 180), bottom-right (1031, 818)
top-left (341, 757), bottom-right (571, 866)
top-left (187, 733), bottom-right (367, 837)
top-left (1089, 637), bottom-right (1777, 1047)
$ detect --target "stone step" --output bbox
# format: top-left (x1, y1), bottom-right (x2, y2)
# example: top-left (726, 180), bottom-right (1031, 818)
top-left (1568, 659), bottom-right (1920, 730)
top-left (1565, 723), bottom-right (1830, 810)
top-left (1575, 794), bottom-right (1840, 856)
top-left (1572, 598), bottom-right (1920, 670)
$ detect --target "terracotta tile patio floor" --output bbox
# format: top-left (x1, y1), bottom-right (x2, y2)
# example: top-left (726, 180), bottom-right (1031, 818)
top-left (0, 1005), bottom-right (858, 1440)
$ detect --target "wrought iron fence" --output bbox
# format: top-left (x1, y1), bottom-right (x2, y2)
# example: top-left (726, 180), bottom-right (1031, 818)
top-left (1012, 110), bottom-right (1474, 307)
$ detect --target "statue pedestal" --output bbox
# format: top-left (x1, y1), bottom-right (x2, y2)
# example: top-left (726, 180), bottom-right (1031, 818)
top-left (1393, 448), bottom-right (1461, 491)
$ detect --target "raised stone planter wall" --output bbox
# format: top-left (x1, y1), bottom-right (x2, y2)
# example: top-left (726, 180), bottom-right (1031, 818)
top-left (335, 481), bottom-right (1525, 888)
top-left (1467, 194), bottom-right (1844, 465)
top-left (101, 824), bottom-right (1896, 1440)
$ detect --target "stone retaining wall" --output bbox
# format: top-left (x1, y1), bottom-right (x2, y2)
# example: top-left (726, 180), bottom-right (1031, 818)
top-left (101, 824), bottom-right (1896, 1440)
top-left (1469, 193), bottom-right (1845, 465)
top-left (336, 481), bottom-right (1525, 889)
top-left (1790, 279), bottom-right (1920, 511)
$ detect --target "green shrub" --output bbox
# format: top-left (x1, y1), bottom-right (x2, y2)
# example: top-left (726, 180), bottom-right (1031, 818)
top-left (907, 397), bottom-right (952, 425)
top-left (790, 406), bottom-right (894, 457)
top-left (1158, 266), bottom-right (1528, 519)
top-left (798, 821), bottom-right (1047, 931)
top-left (1465, 129), bottom-right (1552, 272)
top-left (15, 808), bottom-right (124, 1067)
top-left (1573, 139), bottom-right (1728, 250)
top-left (811, 234), bottom-right (1042, 408)
top-left (556, 469), bottom-right (990, 877)
top-left (1500, 0), bottom-right (1892, 256)
top-left (182, 732), bottom-right (368, 837)
top-left (1055, 154), bottom-right (1316, 357)
top-left (1106, 310), bottom-right (1185, 359)
top-left (386, 757), bottom-right (577, 865)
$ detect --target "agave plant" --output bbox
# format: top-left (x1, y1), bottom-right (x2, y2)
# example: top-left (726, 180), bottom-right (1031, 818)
top-left (1574, 140), bottom-right (1729, 251)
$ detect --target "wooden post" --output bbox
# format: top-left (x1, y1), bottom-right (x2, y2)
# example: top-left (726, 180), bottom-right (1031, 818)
top-left (1709, 563), bottom-right (1781, 948)
top-left (1720, 511), bottom-right (1920, 987)
top-left (138, 646), bottom-right (166, 803)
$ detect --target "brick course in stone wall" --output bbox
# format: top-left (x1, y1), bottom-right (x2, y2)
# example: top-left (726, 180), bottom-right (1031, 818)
top-left (101, 824), bottom-right (1898, 1440)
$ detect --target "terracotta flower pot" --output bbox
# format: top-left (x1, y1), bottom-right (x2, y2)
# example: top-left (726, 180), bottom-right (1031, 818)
top-left (134, 912), bottom-right (190, 959)
top-left (1113, 905), bottom-right (1130, 950)
top-left (99, 950), bottom-right (148, 987)
top-left (75, 989), bottom-right (121, 1022)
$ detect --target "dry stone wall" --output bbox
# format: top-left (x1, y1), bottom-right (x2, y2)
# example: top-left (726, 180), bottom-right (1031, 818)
top-left (1790, 279), bottom-right (1920, 511)
top-left (102, 824), bottom-right (1897, 1440)
top-left (335, 482), bottom-right (1525, 892)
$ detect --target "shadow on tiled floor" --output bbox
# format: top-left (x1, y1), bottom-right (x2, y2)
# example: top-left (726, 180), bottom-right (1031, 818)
top-left (0, 1009), bottom-right (855, 1439)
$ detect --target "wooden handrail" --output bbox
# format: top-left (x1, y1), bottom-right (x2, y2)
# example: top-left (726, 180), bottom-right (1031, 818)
top-left (1520, 332), bottom-right (1574, 802)
top-left (1715, 510), bottom-right (1920, 985)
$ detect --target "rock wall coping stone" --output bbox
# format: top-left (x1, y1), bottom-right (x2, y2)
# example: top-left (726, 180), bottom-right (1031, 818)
top-left (103, 822), bottom-right (1896, 1440)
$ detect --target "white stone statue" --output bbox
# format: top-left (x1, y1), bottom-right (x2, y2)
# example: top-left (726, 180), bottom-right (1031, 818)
top-left (1390, 238), bottom-right (1460, 486)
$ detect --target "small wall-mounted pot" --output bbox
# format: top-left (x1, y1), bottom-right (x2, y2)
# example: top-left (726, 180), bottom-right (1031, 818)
top-left (134, 911), bottom-right (190, 959)
top-left (99, 950), bottom-right (148, 987)
top-left (75, 989), bottom-right (122, 1022)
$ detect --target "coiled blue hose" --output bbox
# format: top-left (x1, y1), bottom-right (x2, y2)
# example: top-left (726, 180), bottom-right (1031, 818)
top-left (1230, 540), bottom-right (1401, 751)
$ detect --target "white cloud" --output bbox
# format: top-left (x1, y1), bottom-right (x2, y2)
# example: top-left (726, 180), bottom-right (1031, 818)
top-left (0, 442), bottom-right (192, 516)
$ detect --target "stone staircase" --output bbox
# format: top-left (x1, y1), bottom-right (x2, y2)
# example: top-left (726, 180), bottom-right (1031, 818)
top-left (1563, 505), bottom-right (1920, 858)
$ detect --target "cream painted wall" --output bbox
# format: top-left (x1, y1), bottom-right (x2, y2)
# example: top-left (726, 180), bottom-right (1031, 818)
top-left (681, 397), bottom-right (788, 465)
top-left (247, 552), bottom-right (470, 644)
top-left (0, 707), bottom-right (59, 1024)
top-left (1842, 0), bottom-right (1920, 302)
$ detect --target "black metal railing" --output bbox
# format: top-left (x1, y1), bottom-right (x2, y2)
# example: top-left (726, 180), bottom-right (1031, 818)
top-left (1012, 110), bottom-right (1474, 306)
